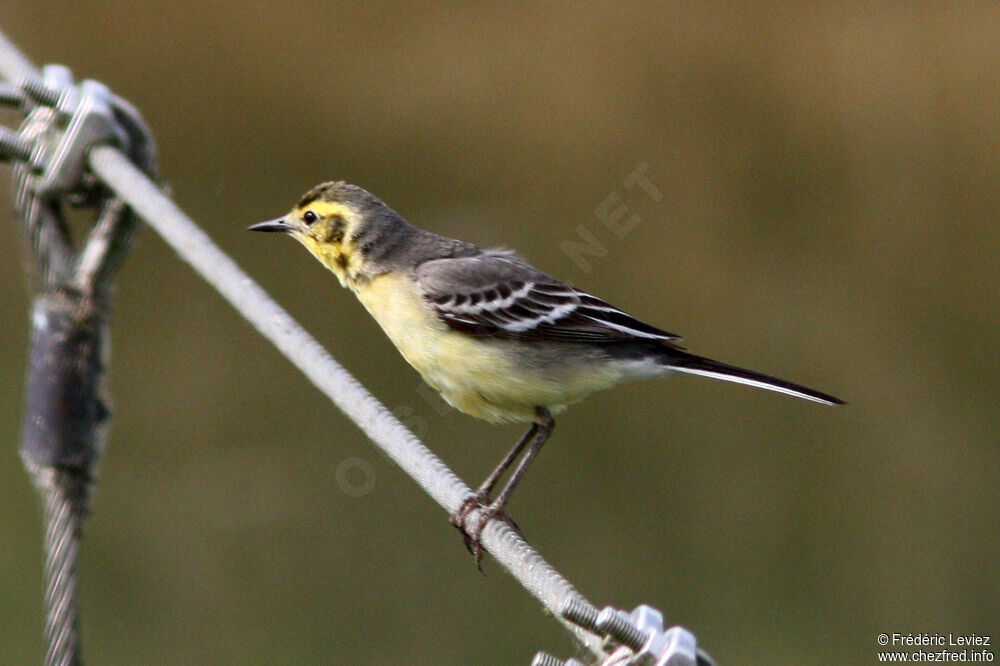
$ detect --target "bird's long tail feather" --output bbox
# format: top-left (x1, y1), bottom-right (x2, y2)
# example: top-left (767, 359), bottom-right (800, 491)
top-left (667, 352), bottom-right (843, 405)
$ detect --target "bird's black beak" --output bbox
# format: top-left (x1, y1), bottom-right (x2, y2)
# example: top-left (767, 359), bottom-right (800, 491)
top-left (248, 217), bottom-right (290, 233)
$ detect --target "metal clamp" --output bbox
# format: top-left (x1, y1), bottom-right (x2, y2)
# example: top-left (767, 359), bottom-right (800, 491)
top-left (16, 64), bottom-right (129, 198)
top-left (533, 599), bottom-right (716, 666)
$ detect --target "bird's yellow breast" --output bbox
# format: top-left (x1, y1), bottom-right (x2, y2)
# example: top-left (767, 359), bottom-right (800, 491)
top-left (350, 272), bottom-right (450, 380)
top-left (349, 273), bottom-right (625, 423)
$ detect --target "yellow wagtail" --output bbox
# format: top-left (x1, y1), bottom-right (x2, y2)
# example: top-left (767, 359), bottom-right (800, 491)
top-left (250, 181), bottom-right (842, 559)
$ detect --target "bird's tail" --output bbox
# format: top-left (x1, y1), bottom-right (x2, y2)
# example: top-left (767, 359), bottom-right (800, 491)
top-left (666, 351), bottom-right (843, 405)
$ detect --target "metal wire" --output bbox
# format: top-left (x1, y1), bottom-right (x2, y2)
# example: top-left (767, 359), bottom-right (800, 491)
top-left (0, 28), bottom-right (38, 82)
top-left (25, 462), bottom-right (91, 666)
top-left (13, 105), bottom-right (75, 290)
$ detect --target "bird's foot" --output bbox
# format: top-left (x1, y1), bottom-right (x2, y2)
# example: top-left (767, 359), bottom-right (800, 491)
top-left (450, 493), bottom-right (521, 570)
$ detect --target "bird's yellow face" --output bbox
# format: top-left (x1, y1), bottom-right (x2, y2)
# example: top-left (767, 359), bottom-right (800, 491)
top-left (251, 199), bottom-right (367, 287)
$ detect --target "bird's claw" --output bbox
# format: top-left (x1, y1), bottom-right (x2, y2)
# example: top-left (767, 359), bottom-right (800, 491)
top-left (450, 493), bottom-right (521, 570)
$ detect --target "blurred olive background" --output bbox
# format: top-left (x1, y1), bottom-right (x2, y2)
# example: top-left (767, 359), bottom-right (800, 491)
top-left (1, 3), bottom-right (997, 665)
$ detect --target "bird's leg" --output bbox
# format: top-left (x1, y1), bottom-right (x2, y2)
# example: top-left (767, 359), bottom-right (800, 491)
top-left (450, 421), bottom-right (536, 534)
top-left (477, 422), bottom-right (539, 499)
top-left (489, 408), bottom-right (554, 512)
top-left (451, 407), bottom-right (555, 563)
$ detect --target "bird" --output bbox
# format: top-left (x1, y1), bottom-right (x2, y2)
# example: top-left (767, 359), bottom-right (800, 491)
top-left (250, 181), bottom-right (842, 561)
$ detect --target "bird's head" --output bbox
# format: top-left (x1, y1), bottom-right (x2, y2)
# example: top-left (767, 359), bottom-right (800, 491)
top-left (249, 181), bottom-right (390, 286)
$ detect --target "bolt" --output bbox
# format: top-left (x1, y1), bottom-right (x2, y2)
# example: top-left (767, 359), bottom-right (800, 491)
top-left (559, 596), bottom-right (600, 633)
top-left (0, 82), bottom-right (28, 108)
top-left (530, 652), bottom-right (566, 666)
top-left (595, 607), bottom-right (647, 651)
top-left (0, 128), bottom-right (33, 163)
top-left (18, 75), bottom-right (61, 107)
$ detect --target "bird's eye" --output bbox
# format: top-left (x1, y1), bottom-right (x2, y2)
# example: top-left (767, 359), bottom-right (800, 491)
top-left (303, 210), bottom-right (319, 225)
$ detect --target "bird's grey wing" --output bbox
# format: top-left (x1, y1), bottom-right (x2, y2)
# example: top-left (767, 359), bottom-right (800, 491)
top-left (415, 252), bottom-right (679, 343)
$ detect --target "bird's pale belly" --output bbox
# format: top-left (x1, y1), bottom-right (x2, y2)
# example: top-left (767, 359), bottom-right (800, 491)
top-left (351, 272), bottom-right (627, 423)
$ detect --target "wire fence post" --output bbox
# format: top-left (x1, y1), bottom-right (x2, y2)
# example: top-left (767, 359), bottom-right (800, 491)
top-left (1, 35), bottom-right (157, 666)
